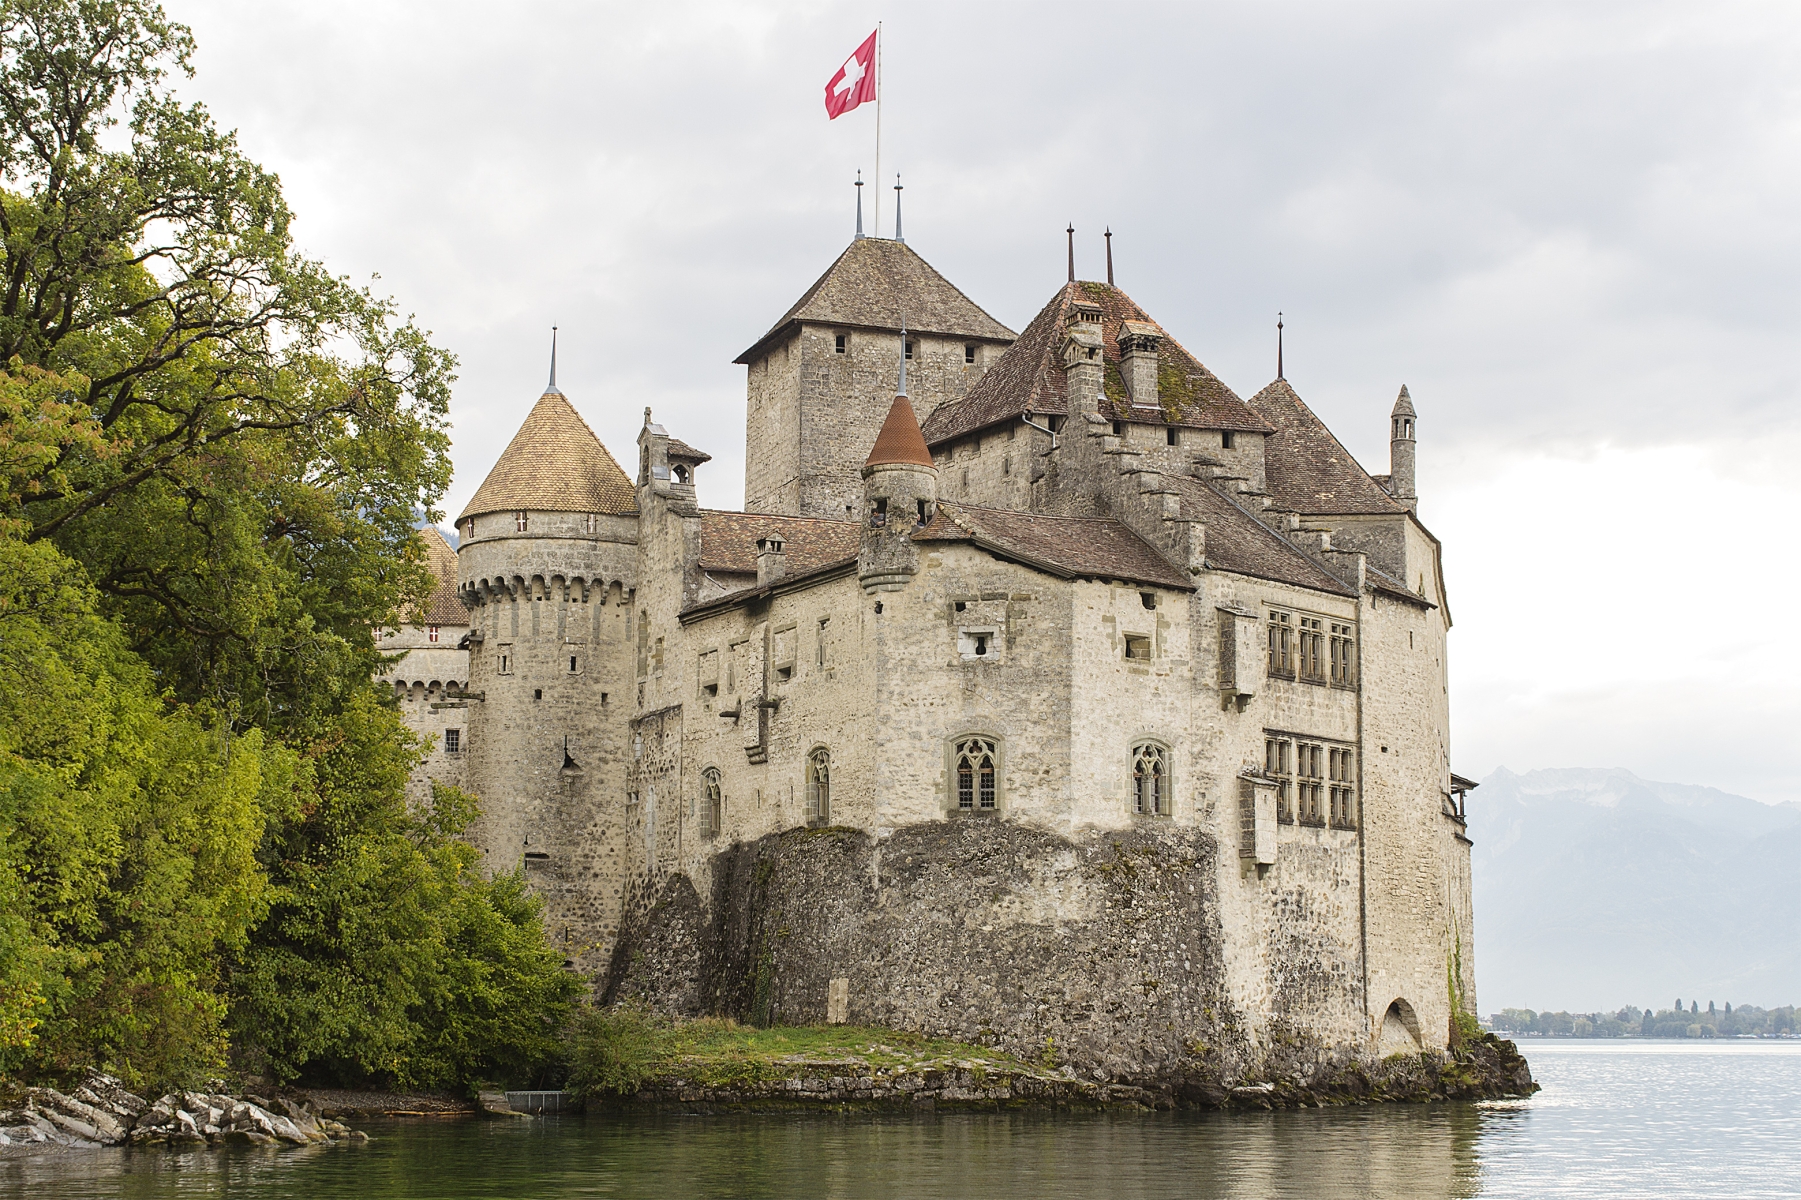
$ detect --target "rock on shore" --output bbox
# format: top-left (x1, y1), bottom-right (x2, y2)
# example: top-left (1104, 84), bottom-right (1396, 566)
top-left (0, 1070), bottom-right (365, 1150)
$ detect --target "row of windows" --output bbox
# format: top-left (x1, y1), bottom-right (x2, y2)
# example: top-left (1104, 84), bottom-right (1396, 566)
top-left (1104, 423), bottom-right (1240, 450)
top-left (1265, 736), bottom-right (1357, 828)
top-left (1267, 609), bottom-right (1355, 686)
top-left (463, 512), bottom-right (605, 539)
top-left (834, 333), bottom-right (980, 365)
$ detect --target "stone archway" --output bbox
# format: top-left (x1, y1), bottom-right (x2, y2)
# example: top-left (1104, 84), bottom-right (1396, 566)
top-left (1379, 998), bottom-right (1423, 1053)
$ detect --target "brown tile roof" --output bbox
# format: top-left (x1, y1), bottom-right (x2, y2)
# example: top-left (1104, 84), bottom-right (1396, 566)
top-left (734, 238), bottom-right (1015, 364)
top-left (458, 389), bottom-right (637, 520)
top-left (916, 503), bottom-right (1193, 591)
top-left (866, 394), bottom-right (934, 467)
top-left (698, 511), bottom-right (861, 577)
top-left (921, 282), bottom-right (1274, 446)
top-left (667, 437), bottom-right (712, 464)
top-left (1165, 476), bottom-right (1355, 596)
top-left (411, 524), bottom-right (468, 625)
top-left (1247, 379), bottom-right (1406, 516)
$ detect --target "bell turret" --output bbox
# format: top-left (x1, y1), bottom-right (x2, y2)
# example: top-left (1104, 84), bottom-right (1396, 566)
top-left (859, 336), bottom-right (938, 592)
top-left (1389, 385), bottom-right (1417, 512)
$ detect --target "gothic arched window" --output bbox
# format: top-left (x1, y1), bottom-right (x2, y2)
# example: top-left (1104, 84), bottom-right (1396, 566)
top-left (953, 736), bottom-right (998, 812)
top-left (806, 747), bottom-right (831, 827)
top-left (1133, 743), bottom-right (1169, 816)
top-left (701, 767), bottom-right (723, 838)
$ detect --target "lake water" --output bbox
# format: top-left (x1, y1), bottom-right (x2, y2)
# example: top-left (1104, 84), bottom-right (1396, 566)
top-left (5, 1041), bottom-right (1798, 1199)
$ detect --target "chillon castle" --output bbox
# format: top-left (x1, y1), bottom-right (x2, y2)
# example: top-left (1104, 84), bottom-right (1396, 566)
top-left (380, 225), bottom-right (1479, 1086)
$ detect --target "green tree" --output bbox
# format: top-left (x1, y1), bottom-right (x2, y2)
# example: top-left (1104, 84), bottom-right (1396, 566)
top-left (228, 695), bottom-right (582, 1090)
top-left (0, 0), bottom-right (454, 734)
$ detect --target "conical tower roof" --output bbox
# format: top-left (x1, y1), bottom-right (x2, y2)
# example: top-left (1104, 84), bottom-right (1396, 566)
top-left (865, 394), bottom-right (935, 468)
top-left (459, 389), bottom-right (636, 520)
top-left (1391, 384), bottom-right (1416, 417)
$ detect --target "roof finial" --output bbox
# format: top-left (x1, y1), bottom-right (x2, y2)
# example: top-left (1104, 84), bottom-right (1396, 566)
top-left (893, 173), bottom-right (904, 242)
top-left (1104, 226), bottom-right (1114, 287)
top-left (897, 319), bottom-right (908, 397)
top-left (854, 170), bottom-right (864, 240)
top-left (1067, 224), bottom-right (1075, 283)
top-left (548, 325), bottom-right (560, 392)
top-left (1276, 312), bottom-right (1284, 381)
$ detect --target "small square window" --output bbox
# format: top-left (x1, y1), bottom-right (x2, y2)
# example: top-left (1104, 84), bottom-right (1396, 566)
top-left (1222, 431), bottom-right (1236, 450)
top-left (533, 688), bottom-right (542, 700)
top-left (1166, 427), bottom-right (1179, 447)
top-left (958, 628), bottom-right (998, 660)
top-left (1112, 420), bottom-right (1124, 436)
top-left (835, 334), bottom-right (846, 354)
top-left (905, 339), bottom-right (914, 360)
top-left (444, 728), bottom-right (460, 753)
top-left (964, 343), bottom-right (976, 364)
top-left (1124, 635), bottom-right (1152, 660)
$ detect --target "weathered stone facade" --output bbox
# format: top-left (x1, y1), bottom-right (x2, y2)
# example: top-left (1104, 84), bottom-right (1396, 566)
top-left (392, 232), bottom-right (1497, 1092)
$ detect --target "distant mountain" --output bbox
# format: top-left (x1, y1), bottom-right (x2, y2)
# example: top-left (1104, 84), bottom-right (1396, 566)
top-left (1469, 767), bottom-right (1801, 1012)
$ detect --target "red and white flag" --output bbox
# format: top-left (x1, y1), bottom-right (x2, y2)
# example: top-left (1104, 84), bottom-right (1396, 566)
top-left (824, 29), bottom-right (877, 119)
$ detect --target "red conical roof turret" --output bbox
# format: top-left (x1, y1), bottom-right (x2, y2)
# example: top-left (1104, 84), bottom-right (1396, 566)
top-left (865, 395), bottom-right (934, 469)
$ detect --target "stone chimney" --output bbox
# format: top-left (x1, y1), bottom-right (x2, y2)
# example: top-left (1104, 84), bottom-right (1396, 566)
top-left (1389, 385), bottom-right (1417, 512)
top-left (756, 534), bottom-right (787, 587)
top-left (638, 406), bottom-right (671, 497)
top-left (1063, 296), bottom-right (1104, 418)
top-left (1118, 320), bottom-right (1161, 409)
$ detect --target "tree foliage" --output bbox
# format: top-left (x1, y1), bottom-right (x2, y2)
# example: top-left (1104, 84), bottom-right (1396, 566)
top-left (0, 0), bottom-right (578, 1094)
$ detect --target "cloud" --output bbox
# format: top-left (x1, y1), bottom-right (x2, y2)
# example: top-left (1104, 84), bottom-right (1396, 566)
top-left (163, 0), bottom-right (1801, 797)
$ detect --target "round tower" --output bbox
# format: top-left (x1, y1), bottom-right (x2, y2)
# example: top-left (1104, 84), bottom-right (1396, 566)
top-left (453, 369), bottom-right (639, 969)
top-left (1389, 384), bottom-right (1417, 512)
top-left (858, 345), bottom-right (939, 592)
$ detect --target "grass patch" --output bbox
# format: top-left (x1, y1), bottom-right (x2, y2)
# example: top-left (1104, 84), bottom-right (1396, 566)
top-left (565, 1009), bottom-right (1029, 1099)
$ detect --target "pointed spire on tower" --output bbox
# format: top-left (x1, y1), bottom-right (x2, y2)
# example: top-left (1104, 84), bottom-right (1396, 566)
top-left (854, 170), bottom-right (864, 240)
top-left (1105, 226), bottom-right (1114, 286)
top-left (1067, 224), bottom-right (1075, 282)
top-left (1276, 312), bottom-right (1284, 381)
top-left (893, 173), bottom-right (904, 242)
top-left (547, 326), bottom-right (560, 393)
top-left (897, 319), bottom-right (908, 397)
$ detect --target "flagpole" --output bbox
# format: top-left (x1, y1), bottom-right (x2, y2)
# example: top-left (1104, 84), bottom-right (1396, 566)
top-left (873, 21), bottom-right (882, 238)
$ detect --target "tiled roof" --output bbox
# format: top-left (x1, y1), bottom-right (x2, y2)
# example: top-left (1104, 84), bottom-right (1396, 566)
top-left (412, 524), bottom-right (468, 625)
top-left (458, 389), bottom-right (637, 520)
top-left (866, 395), bottom-right (934, 467)
top-left (667, 437), bottom-right (712, 464)
top-left (921, 282), bottom-right (1274, 446)
top-left (698, 510), bottom-right (861, 577)
top-left (1165, 476), bottom-right (1356, 596)
top-left (734, 238), bottom-right (1015, 364)
top-left (916, 503), bottom-right (1194, 591)
top-left (1247, 379), bottom-right (1405, 516)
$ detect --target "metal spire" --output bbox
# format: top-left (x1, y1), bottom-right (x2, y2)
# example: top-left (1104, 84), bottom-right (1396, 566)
top-left (1276, 312), bottom-right (1284, 381)
top-left (854, 171), bottom-right (864, 240)
top-left (1067, 224), bottom-right (1075, 282)
top-left (893, 173), bottom-right (904, 242)
top-left (897, 319), bottom-right (908, 397)
top-left (1105, 226), bottom-right (1114, 287)
top-left (548, 326), bottom-right (560, 392)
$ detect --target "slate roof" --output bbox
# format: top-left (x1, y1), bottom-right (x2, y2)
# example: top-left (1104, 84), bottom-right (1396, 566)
top-left (459, 389), bottom-right (637, 520)
top-left (1247, 379), bottom-right (1406, 517)
top-left (1164, 476), bottom-right (1356, 596)
top-left (698, 511), bottom-right (861, 577)
top-left (921, 282), bottom-right (1274, 446)
top-left (411, 524), bottom-right (468, 626)
top-left (735, 238), bottom-right (1015, 364)
top-left (866, 394), bottom-right (935, 467)
top-left (916, 503), bottom-right (1194, 591)
top-left (667, 438), bottom-right (712, 464)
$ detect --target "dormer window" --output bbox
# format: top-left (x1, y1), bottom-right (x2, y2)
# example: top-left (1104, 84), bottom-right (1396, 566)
top-left (514, 511), bottom-right (528, 532)
top-left (964, 343), bottom-right (976, 364)
top-left (835, 334), bottom-right (847, 354)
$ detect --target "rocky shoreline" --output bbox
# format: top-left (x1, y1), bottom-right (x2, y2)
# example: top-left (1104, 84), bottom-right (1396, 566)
top-left (0, 1070), bottom-right (366, 1151)
top-left (610, 1032), bottom-right (1539, 1112)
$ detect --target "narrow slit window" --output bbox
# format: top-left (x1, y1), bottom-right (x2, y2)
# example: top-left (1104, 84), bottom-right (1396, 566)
top-left (515, 511), bottom-right (528, 532)
top-left (1166, 427), bottom-right (1178, 447)
top-left (965, 343), bottom-right (977, 363)
top-left (835, 334), bottom-right (847, 354)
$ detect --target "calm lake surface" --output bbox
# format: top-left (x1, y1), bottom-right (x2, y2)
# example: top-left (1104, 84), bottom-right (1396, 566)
top-left (5, 1041), bottom-right (1798, 1199)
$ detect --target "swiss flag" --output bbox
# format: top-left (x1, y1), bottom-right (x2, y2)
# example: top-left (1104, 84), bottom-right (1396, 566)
top-left (824, 29), bottom-right (878, 119)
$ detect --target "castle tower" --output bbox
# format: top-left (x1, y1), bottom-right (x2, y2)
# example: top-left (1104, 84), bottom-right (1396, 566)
top-left (1389, 385), bottom-right (1417, 512)
top-left (858, 347), bottom-right (938, 592)
top-left (735, 237), bottom-right (1014, 520)
top-left (454, 377), bottom-right (639, 969)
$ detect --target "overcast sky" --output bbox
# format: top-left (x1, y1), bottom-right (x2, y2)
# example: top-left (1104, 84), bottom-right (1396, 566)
top-left (171, 1), bottom-right (1801, 803)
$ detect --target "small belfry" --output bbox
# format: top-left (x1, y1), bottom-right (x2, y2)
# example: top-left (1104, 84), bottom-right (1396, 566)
top-left (1390, 384), bottom-right (1417, 511)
